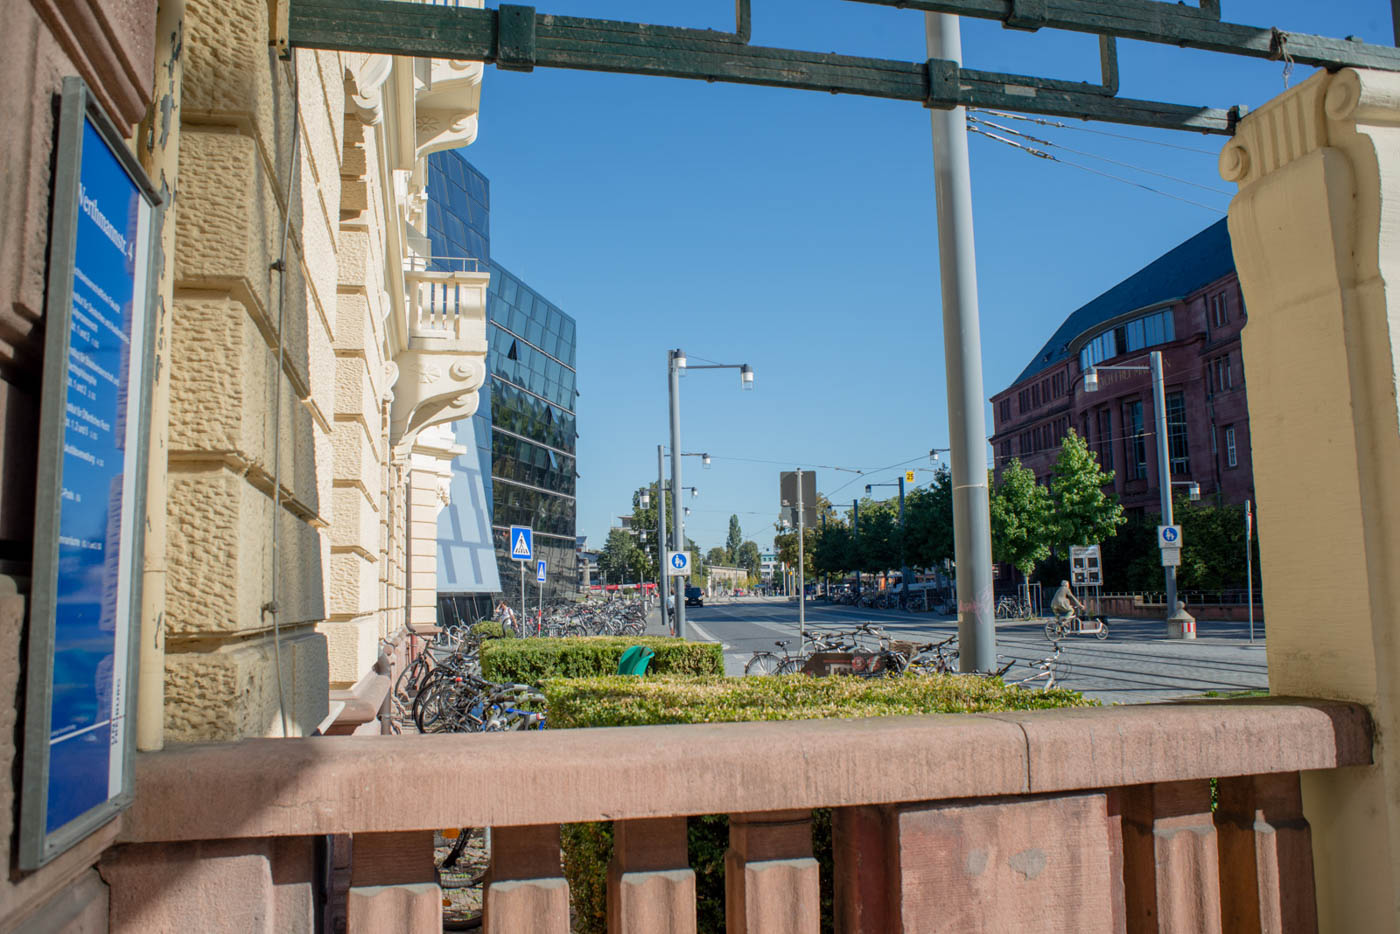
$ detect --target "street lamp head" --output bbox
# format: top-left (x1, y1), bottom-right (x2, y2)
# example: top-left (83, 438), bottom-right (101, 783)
top-left (1188, 481), bottom-right (1201, 502)
top-left (1083, 368), bottom-right (1100, 392)
top-left (740, 364), bottom-right (754, 390)
top-left (864, 484), bottom-right (872, 495)
top-left (929, 449), bottom-right (940, 463)
top-left (691, 487), bottom-right (699, 498)
top-left (684, 506), bottom-right (691, 517)
top-left (639, 491), bottom-right (650, 509)
top-left (673, 349), bottom-right (687, 369)
top-left (702, 453), bottom-right (712, 469)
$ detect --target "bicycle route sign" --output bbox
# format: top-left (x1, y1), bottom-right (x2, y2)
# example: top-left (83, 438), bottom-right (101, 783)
top-left (536, 559), bottom-right (547, 583)
top-left (510, 525), bottom-right (533, 562)
top-left (667, 550), bottom-right (690, 576)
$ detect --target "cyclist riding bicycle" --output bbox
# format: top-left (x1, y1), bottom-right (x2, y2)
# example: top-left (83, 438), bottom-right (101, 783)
top-left (1049, 580), bottom-right (1085, 625)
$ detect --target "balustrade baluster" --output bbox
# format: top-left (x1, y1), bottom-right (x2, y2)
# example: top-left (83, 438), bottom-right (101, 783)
top-left (346, 830), bottom-right (440, 933)
top-left (1121, 780), bottom-right (1223, 933)
top-left (725, 810), bottom-right (820, 934)
top-left (483, 824), bottom-right (570, 933)
top-left (1215, 772), bottom-right (1317, 934)
top-left (607, 817), bottom-right (697, 934)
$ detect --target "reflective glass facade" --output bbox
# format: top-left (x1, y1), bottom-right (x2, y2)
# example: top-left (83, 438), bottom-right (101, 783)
top-left (428, 149), bottom-right (579, 604)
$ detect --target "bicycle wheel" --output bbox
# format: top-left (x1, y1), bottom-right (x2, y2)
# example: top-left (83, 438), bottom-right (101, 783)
top-left (1096, 620), bottom-right (1109, 640)
top-left (1044, 619), bottom-right (1060, 641)
top-left (744, 652), bottom-right (783, 676)
top-left (776, 656), bottom-right (804, 675)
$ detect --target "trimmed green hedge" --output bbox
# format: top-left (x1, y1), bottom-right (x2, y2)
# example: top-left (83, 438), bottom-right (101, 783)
top-left (543, 671), bottom-right (1094, 729)
top-left (468, 620), bottom-right (509, 642)
top-left (548, 674), bottom-right (1096, 933)
top-left (478, 636), bottom-right (722, 683)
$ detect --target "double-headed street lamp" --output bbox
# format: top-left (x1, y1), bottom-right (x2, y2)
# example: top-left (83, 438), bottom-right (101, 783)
top-left (1083, 349), bottom-right (1197, 633)
top-left (667, 350), bottom-right (752, 638)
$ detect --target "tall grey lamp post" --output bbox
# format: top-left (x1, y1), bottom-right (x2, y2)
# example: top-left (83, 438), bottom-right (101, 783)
top-left (667, 349), bottom-right (752, 639)
top-left (1084, 349), bottom-right (1197, 633)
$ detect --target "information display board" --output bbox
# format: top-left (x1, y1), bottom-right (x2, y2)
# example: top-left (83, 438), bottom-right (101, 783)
top-left (19, 77), bottom-right (161, 869)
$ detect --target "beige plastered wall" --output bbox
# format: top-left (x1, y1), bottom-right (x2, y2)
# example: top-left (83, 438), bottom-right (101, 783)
top-left (1221, 67), bottom-right (1400, 932)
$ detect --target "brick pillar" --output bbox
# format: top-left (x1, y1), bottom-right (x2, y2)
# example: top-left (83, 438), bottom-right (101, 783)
top-left (483, 824), bottom-right (569, 933)
top-left (607, 817), bottom-right (696, 934)
top-left (1215, 773), bottom-right (1317, 934)
top-left (1120, 781), bottom-right (1221, 934)
top-left (725, 810), bottom-right (819, 934)
top-left (1220, 66), bottom-right (1400, 931)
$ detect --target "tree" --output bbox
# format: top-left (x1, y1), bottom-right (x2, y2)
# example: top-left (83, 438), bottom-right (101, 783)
top-left (598, 527), bottom-right (643, 584)
top-left (736, 540), bottom-right (762, 579)
top-left (1049, 430), bottom-right (1125, 549)
top-left (989, 459), bottom-right (1053, 591)
top-left (902, 466), bottom-right (955, 570)
top-left (854, 500), bottom-right (899, 577)
top-left (626, 482), bottom-right (661, 580)
top-left (811, 521), bottom-right (852, 579)
top-left (725, 515), bottom-right (743, 564)
top-left (706, 546), bottom-right (729, 567)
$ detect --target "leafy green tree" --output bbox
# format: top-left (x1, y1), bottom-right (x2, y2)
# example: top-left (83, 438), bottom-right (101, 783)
top-left (1049, 430), bottom-right (1125, 548)
top-left (854, 501), bottom-right (900, 577)
top-left (811, 521), bottom-right (852, 579)
top-left (990, 459), bottom-right (1053, 590)
top-left (725, 515), bottom-right (743, 564)
top-left (706, 546), bottom-right (729, 567)
top-left (598, 527), bottom-right (642, 584)
top-left (626, 483), bottom-right (661, 580)
top-left (902, 466), bottom-right (955, 570)
top-left (736, 541), bottom-right (762, 579)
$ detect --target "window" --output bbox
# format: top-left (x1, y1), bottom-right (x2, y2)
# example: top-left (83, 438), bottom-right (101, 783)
top-left (1166, 392), bottom-right (1189, 475)
top-left (1019, 430), bottom-right (1032, 455)
top-left (1096, 408), bottom-right (1113, 470)
top-left (1018, 388), bottom-right (1030, 413)
top-left (999, 440), bottom-right (1011, 462)
top-left (1211, 292), bottom-right (1229, 328)
top-left (1225, 425), bottom-right (1238, 468)
top-left (1124, 400), bottom-right (1147, 480)
top-left (1032, 384), bottom-right (1041, 408)
top-left (1078, 309), bottom-right (1175, 371)
top-left (1210, 353), bottom-right (1232, 393)
top-left (998, 399), bottom-right (1011, 424)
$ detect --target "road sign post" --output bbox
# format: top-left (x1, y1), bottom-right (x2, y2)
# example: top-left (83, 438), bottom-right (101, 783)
top-left (537, 559), bottom-right (546, 623)
top-left (510, 525), bottom-right (533, 631)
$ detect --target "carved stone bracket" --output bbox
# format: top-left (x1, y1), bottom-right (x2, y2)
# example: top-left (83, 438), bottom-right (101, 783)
top-left (390, 353), bottom-right (486, 454)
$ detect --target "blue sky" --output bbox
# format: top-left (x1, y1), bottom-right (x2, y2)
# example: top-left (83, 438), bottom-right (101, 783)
top-left (459, 0), bottom-right (1393, 554)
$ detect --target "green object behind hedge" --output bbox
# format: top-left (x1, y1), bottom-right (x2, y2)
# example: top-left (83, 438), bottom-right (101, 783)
top-left (548, 673), bottom-right (1096, 933)
top-left (478, 636), bottom-right (721, 683)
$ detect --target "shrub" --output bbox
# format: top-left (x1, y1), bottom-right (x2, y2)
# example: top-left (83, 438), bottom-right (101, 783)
top-left (478, 637), bottom-right (722, 683)
top-left (547, 674), bottom-right (1095, 932)
top-left (468, 620), bottom-right (509, 642)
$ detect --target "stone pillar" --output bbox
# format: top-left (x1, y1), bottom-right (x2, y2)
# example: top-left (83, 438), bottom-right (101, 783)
top-left (607, 817), bottom-right (696, 934)
top-left (162, 0), bottom-right (335, 740)
top-left (1215, 773), bottom-right (1317, 934)
top-left (483, 825), bottom-right (569, 933)
top-left (1220, 67), bottom-right (1400, 931)
top-left (831, 805), bottom-right (896, 934)
top-left (724, 810), bottom-right (819, 934)
top-left (347, 831), bottom-right (440, 934)
top-left (406, 426), bottom-right (460, 632)
top-left (1120, 781), bottom-right (1221, 934)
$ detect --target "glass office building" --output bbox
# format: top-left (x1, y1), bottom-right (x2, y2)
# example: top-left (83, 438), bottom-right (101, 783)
top-left (427, 149), bottom-right (579, 617)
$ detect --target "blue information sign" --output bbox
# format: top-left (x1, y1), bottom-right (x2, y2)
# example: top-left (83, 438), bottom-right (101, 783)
top-left (20, 79), bottom-right (160, 869)
top-left (509, 525), bottom-right (533, 562)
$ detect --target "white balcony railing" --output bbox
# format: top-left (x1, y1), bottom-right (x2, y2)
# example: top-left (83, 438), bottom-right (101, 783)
top-left (403, 257), bottom-right (489, 348)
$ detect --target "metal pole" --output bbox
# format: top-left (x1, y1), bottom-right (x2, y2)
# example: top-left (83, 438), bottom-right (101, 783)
top-left (1151, 350), bottom-right (1178, 622)
top-left (668, 350), bottom-right (687, 638)
top-left (925, 13), bottom-right (996, 673)
top-left (519, 562), bottom-right (526, 634)
top-left (853, 500), bottom-right (861, 598)
top-left (898, 475), bottom-right (909, 610)
top-left (657, 445), bottom-right (669, 633)
top-left (1246, 498), bottom-right (1254, 644)
top-left (797, 468), bottom-right (806, 652)
top-left (821, 513), bottom-right (828, 598)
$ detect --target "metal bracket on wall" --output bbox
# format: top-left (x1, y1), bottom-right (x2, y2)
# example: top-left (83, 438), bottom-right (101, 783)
top-left (286, 0), bottom-right (1392, 134)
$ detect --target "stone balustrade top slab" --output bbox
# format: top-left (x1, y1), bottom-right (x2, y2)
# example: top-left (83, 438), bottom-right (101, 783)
top-left (119, 698), bottom-right (1370, 843)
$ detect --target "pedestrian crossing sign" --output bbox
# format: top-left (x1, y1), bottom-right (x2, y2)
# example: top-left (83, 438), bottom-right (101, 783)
top-left (509, 525), bottom-right (533, 562)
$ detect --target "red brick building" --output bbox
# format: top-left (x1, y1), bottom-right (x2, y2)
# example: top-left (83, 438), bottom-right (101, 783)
top-left (990, 219), bottom-right (1254, 516)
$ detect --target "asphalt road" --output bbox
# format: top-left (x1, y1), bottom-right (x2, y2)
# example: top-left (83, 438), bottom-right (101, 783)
top-left (679, 596), bottom-right (1268, 704)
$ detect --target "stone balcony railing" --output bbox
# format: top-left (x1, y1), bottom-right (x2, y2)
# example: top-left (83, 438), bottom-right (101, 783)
top-left (101, 698), bottom-right (1369, 933)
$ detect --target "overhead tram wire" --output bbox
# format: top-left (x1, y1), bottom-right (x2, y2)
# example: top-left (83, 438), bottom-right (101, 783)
top-left (967, 125), bottom-right (1227, 215)
top-left (967, 115), bottom-right (1232, 196)
top-left (968, 108), bottom-right (1222, 156)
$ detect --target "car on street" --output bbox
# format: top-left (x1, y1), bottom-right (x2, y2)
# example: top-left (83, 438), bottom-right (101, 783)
top-left (685, 586), bottom-right (704, 607)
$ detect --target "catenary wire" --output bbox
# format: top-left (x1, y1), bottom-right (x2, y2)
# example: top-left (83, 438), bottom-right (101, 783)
top-left (969, 108), bottom-right (1222, 156)
top-left (968, 125), bottom-right (1227, 215)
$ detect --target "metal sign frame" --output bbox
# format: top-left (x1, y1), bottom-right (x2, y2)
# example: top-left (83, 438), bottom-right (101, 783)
top-left (286, 0), bottom-right (1400, 135)
top-left (20, 77), bottom-right (162, 870)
